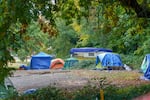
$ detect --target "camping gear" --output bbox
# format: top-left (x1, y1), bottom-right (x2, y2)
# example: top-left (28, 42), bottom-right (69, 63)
top-left (23, 89), bottom-right (37, 95)
top-left (140, 54), bottom-right (150, 73)
top-left (95, 53), bottom-right (123, 70)
top-left (30, 52), bottom-right (53, 69)
top-left (64, 57), bottom-right (79, 69)
top-left (19, 64), bottom-right (30, 70)
top-left (50, 58), bottom-right (64, 69)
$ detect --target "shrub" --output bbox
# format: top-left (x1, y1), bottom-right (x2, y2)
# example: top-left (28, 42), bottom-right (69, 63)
top-left (120, 54), bottom-right (143, 69)
top-left (71, 60), bottom-right (95, 69)
top-left (8, 83), bottom-right (150, 100)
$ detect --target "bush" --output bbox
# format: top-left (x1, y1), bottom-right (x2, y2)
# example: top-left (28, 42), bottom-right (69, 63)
top-left (120, 54), bottom-right (144, 69)
top-left (8, 84), bottom-right (150, 100)
top-left (71, 60), bottom-right (96, 69)
top-left (104, 84), bottom-right (150, 100)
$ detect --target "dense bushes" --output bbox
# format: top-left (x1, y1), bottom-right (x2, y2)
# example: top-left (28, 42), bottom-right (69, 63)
top-left (8, 83), bottom-right (150, 100)
top-left (121, 54), bottom-right (144, 69)
top-left (70, 59), bottom-right (96, 69)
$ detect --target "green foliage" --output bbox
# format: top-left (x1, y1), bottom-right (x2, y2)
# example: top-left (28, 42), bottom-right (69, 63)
top-left (71, 60), bottom-right (95, 69)
top-left (52, 18), bottom-right (78, 58)
top-left (9, 83), bottom-right (150, 100)
top-left (104, 84), bottom-right (150, 100)
top-left (73, 85), bottom-right (99, 100)
top-left (121, 54), bottom-right (144, 69)
top-left (0, 0), bottom-right (55, 82)
top-left (17, 21), bottom-right (50, 61)
top-left (1, 0), bottom-right (150, 87)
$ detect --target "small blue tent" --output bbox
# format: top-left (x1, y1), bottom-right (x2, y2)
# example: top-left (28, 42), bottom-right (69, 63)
top-left (30, 52), bottom-right (53, 69)
top-left (140, 54), bottom-right (150, 73)
top-left (140, 54), bottom-right (150, 80)
top-left (96, 53), bottom-right (123, 69)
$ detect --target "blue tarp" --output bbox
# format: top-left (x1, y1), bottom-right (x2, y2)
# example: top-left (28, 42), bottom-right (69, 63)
top-left (96, 53), bottom-right (123, 67)
top-left (30, 52), bottom-right (53, 69)
top-left (143, 54), bottom-right (150, 80)
top-left (144, 66), bottom-right (150, 80)
top-left (70, 47), bottom-right (112, 54)
top-left (141, 54), bottom-right (150, 73)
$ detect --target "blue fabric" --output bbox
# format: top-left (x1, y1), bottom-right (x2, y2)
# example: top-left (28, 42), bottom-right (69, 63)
top-left (143, 54), bottom-right (150, 80)
top-left (96, 53), bottom-right (123, 67)
top-left (23, 89), bottom-right (37, 95)
top-left (70, 47), bottom-right (112, 54)
top-left (144, 63), bottom-right (150, 80)
top-left (30, 52), bottom-right (53, 69)
top-left (141, 54), bottom-right (150, 73)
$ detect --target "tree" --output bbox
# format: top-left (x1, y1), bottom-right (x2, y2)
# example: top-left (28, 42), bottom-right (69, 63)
top-left (17, 21), bottom-right (50, 61)
top-left (52, 18), bottom-right (78, 58)
top-left (1, 0), bottom-right (150, 82)
top-left (0, 0), bottom-right (55, 82)
top-left (119, 0), bottom-right (150, 18)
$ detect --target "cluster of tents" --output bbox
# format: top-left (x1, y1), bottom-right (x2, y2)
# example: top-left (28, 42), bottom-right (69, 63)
top-left (20, 51), bottom-right (126, 70)
top-left (19, 51), bottom-right (150, 81)
top-left (20, 52), bottom-right (79, 70)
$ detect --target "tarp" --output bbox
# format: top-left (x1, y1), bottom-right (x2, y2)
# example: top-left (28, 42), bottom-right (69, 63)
top-left (30, 52), bottom-right (53, 69)
top-left (96, 53), bottom-right (123, 68)
top-left (70, 47), bottom-right (112, 54)
top-left (140, 54), bottom-right (150, 73)
top-left (144, 65), bottom-right (150, 80)
top-left (64, 57), bottom-right (79, 69)
top-left (140, 54), bottom-right (150, 80)
top-left (50, 58), bottom-right (64, 69)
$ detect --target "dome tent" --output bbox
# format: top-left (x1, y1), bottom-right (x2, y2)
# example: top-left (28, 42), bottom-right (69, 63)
top-left (30, 52), bottom-right (53, 69)
top-left (140, 54), bottom-right (150, 80)
top-left (50, 58), bottom-right (64, 69)
top-left (140, 54), bottom-right (150, 73)
top-left (64, 57), bottom-right (79, 69)
top-left (96, 52), bottom-right (124, 70)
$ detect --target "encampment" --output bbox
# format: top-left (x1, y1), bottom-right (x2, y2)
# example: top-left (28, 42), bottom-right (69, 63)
top-left (64, 57), bottom-right (79, 69)
top-left (50, 58), bottom-right (64, 69)
top-left (30, 52), bottom-right (53, 69)
top-left (95, 53), bottom-right (124, 70)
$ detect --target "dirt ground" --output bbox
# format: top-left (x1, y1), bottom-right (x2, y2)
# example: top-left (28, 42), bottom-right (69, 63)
top-left (9, 69), bottom-right (150, 94)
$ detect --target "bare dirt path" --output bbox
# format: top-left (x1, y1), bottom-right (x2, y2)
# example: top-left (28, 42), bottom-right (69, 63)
top-left (9, 69), bottom-right (150, 93)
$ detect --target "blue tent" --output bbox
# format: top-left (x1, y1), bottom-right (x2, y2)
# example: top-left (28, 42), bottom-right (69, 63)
top-left (96, 53), bottom-right (123, 69)
top-left (30, 52), bottom-right (53, 69)
top-left (140, 54), bottom-right (150, 80)
top-left (144, 66), bottom-right (150, 80)
top-left (140, 54), bottom-right (150, 73)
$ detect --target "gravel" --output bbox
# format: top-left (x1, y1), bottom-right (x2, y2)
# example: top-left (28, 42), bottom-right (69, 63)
top-left (9, 70), bottom-right (89, 93)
